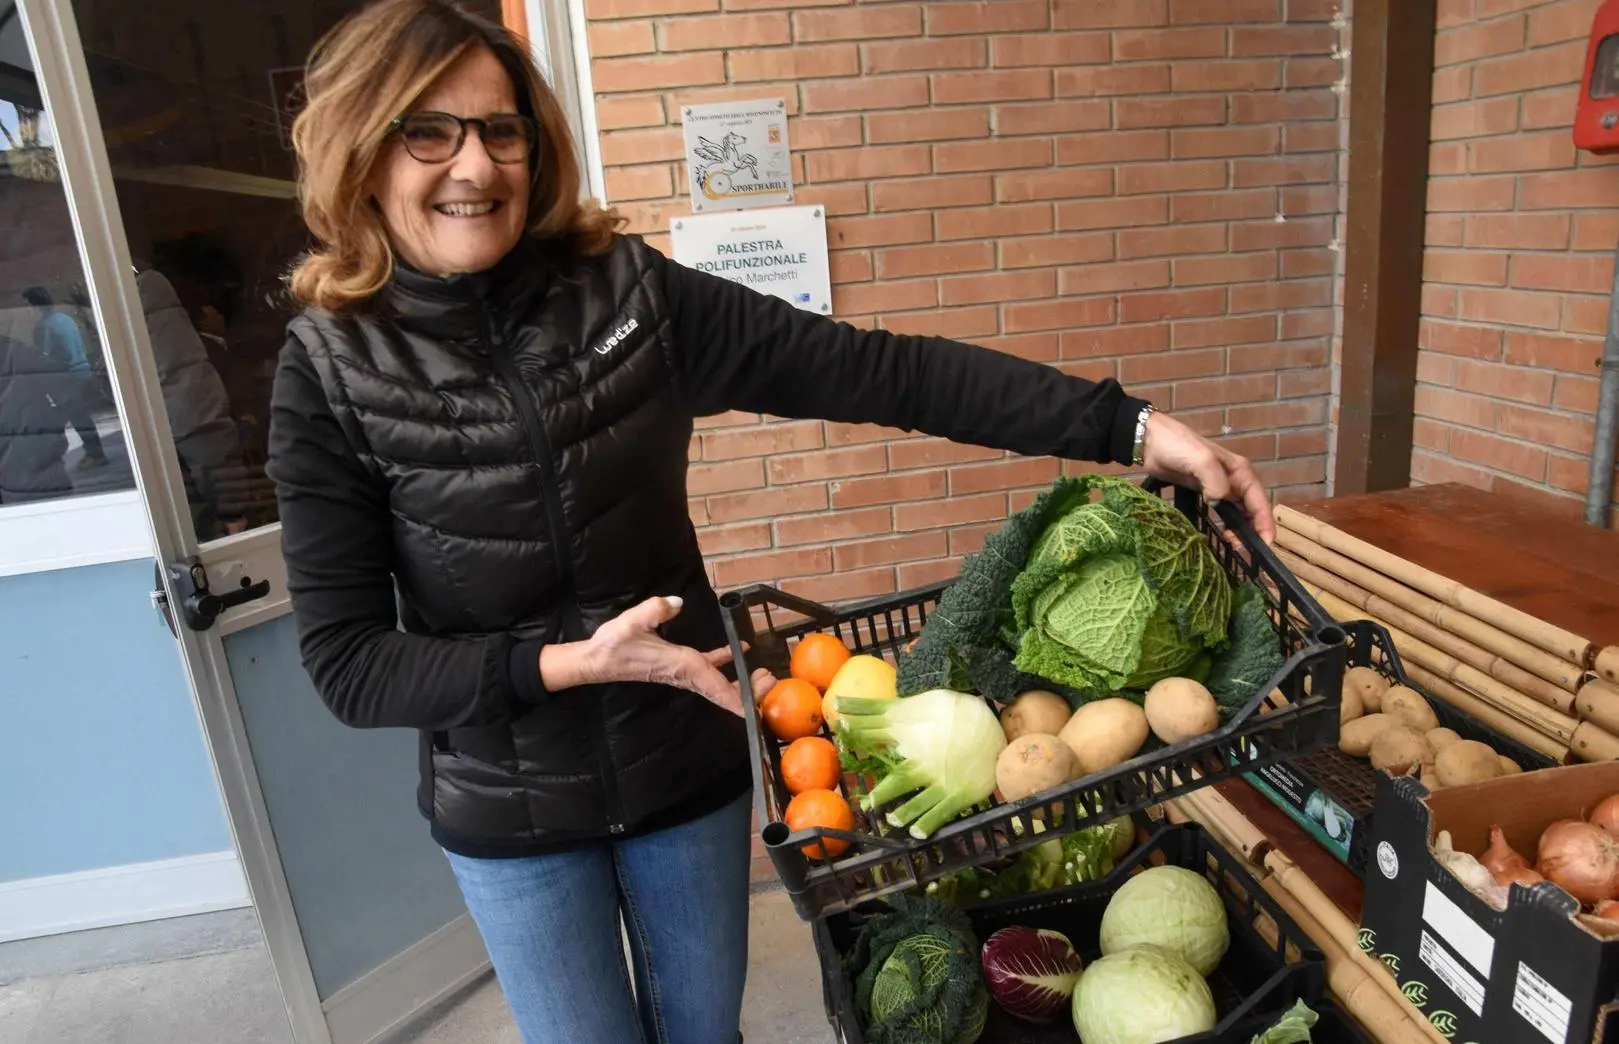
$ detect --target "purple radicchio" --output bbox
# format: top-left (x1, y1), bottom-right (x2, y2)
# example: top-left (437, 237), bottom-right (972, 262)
top-left (980, 925), bottom-right (1084, 1023)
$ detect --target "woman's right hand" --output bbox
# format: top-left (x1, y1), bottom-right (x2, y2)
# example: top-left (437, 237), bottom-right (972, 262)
top-left (539, 595), bottom-right (775, 716)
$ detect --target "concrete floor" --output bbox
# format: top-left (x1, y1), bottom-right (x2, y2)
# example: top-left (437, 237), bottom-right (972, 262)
top-left (0, 890), bottom-right (836, 1044)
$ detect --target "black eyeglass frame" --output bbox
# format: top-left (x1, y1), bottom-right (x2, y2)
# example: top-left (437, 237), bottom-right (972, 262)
top-left (387, 111), bottom-right (539, 164)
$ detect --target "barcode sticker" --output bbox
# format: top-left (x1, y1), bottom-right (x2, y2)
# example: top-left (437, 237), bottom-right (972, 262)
top-left (1420, 930), bottom-right (1487, 1016)
top-left (1513, 961), bottom-right (1573, 1044)
top-left (1423, 879), bottom-right (1495, 977)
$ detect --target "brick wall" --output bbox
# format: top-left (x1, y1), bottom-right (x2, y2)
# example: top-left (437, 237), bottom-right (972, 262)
top-left (581, 0), bottom-right (1347, 602)
top-left (1416, 0), bottom-right (1617, 521)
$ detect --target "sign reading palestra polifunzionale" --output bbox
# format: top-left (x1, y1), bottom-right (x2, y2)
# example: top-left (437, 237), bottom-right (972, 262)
top-left (669, 205), bottom-right (831, 315)
top-left (680, 98), bottom-right (794, 213)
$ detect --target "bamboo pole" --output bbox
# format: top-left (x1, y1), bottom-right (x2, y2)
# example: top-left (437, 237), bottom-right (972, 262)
top-left (1578, 678), bottom-right (1619, 737)
top-left (1599, 647), bottom-right (1619, 686)
top-left (1571, 720), bottom-right (1619, 763)
top-left (1279, 549), bottom-right (1578, 713)
top-left (1274, 528), bottom-right (1584, 692)
top-left (1276, 506), bottom-right (1595, 668)
top-left (1303, 581), bottom-right (1581, 745)
top-left (1394, 656), bottom-right (1571, 762)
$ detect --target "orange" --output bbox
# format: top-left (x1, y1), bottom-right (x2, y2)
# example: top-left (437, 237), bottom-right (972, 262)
top-left (785, 787), bottom-right (855, 859)
top-left (781, 736), bottom-right (842, 795)
top-left (791, 632), bottom-right (852, 691)
top-left (762, 677), bottom-right (825, 742)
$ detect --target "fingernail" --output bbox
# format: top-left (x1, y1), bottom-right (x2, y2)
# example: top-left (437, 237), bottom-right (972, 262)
top-left (664, 595), bottom-right (683, 611)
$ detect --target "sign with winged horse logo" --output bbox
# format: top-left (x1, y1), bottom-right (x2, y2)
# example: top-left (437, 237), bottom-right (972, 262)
top-left (681, 99), bottom-right (794, 212)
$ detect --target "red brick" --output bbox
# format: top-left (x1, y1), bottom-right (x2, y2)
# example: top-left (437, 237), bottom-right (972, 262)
top-left (939, 269), bottom-right (1056, 306)
top-left (1227, 398), bottom-right (1327, 431)
top-left (1432, 66), bottom-right (1472, 105)
top-left (781, 567), bottom-right (898, 608)
top-left (1114, 28), bottom-right (1226, 61)
top-left (1173, 315), bottom-right (1278, 350)
top-left (1118, 223), bottom-right (1227, 260)
top-left (1169, 0), bottom-right (1277, 21)
top-left (991, 32), bottom-right (1109, 68)
top-left (1421, 320), bottom-right (1505, 360)
top-left (1278, 368), bottom-right (1332, 398)
top-left (1059, 260), bottom-right (1172, 296)
top-left (1285, 122), bottom-right (1340, 154)
top-left (1564, 296), bottom-right (1612, 335)
top-left (1418, 351), bottom-right (1457, 386)
top-left (712, 547), bottom-right (832, 587)
top-left (1281, 185), bottom-right (1340, 216)
top-left (1411, 451), bottom-right (1496, 490)
top-left (929, 0), bottom-right (1050, 34)
top-left (587, 0), bottom-right (715, 16)
top-left (872, 175), bottom-right (991, 212)
top-left (1518, 168), bottom-right (1619, 210)
top-left (1279, 429), bottom-right (1330, 459)
top-left (688, 458), bottom-right (765, 496)
top-left (1425, 175), bottom-right (1516, 213)
top-left (1174, 190), bottom-right (1274, 223)
top-left (1053, 0), bottom-right (1168, 28)
top-left (1116, 97), bottom-right (1224, 130)
top-left (1463, 213), bottom-right (1571, 249)
top-left (1279, 245), bottom-right (1335, 280)
top-left (1230, 279), bottom-right (1333, 314)
top-left (1054, 325), bottom-right (1165, 360)
top-left (829, 251), bottom-right (874, 288)
top-left (934, 70), bottom-right (1055, 106)
top-left (832, 471), bottom-right (946, 508)
top-left (860, 38), bottom-right (985, 75)
top-left (1120, 348), bottom-right (1225, 383)
top-left (708, 484), bottom-right (828, 523)
top-left (1000, 232), bottom-right (1114, 270)
top-left (995, 100), bottom-right (1112, 136)
top-left (886, 438), bottom-right (1002, 471)
top-left (1413, 418), bottom-right (1451, 453)
top-left (590, 19), bottom-right (655, 56)
top-left (1231, 89), bottom-right (1337, 123)
top-left (1435, 0), bottom-right (1474, 28)
top-left (1426, 214), bottom-right (1466, 249)
top-left (996, 169), bottom-right (1113, 204)
top-left (1282, 310), bottom-right (1335, 340)
top-left (833, 532), bottom-right (950, 572)
top-left (1450, 428), bottom-right (1548, 481)
top-left (1174, 374), bottom-right (1276, 409)
top-left (1424, 250), bottom-right (1509, 287)
top-left (1430, 143), bottom-right (1467, 176)
top-left (1434, 16), bottom-right (1526, 67)
top-left (1232, 154), bottom-right (1337, 188)
top-left (1528, 0), bottom-right (1604, 47)
top-left (1470, 131), bottom-right (1578, 174)
top-left (866, 108), bottom-right (990, 144)
top-left (774, 507), bottom-right (892, 547)
top-left (1057, 196), bottom-right (1170, 231)
top-left (876, 242), bottom-right (994, 279)
top-left (1119, 287), bottom-right (1227, 324)
top-left (1457, 287), bottom-right (1564, 330)
top-left (1231, 342), bottom-right (1329, 373)
top-left (1058, 130), bottom-right (1172, 166)
top-left (787, 116), bottom-right (863, 152)
top-left (1503, 331), bottom-right (1602, 374)
top-left (593, 53), bottom-right (725, 93)
top-left (599, 127), bottom-right (685, 166)
top-left (1511, 254), bottom-right (1615, 294)
top-left (882, 307), bottom-right (999, 339)
top-left (794, 6), bottom-right (919, 41)
top-left (982, 333), bottom-right (1061, 363)
top-left (768, 445), bottom-right (889, 485)
top-left (1285, 57), bottom-right (1345, 89)
top-left (893, 492), bottom-right (1006, 532)
top-left (1415, 385), bottom-right (1497, 429)
top-left (595, 96), bottom-right (665, 131)
top-left (1555, 375), bottom-right (1600, 413)
top-left (801, 76), bottom-right (929, 113)
top-left (605, 164), bottom-right (673, 202)
top-left (696, 522), bottom-right (772, 556)
top-left (1546, 454), bottom-right (1592, 496)
top-left (826, 422), bottom-right (910, 446)
top-left (950, 524), bottom-right (998, 556)
top-left (1172, 60), bottom-right (1283, 93)
top-left (659, 11), bottom-right (788, 49)
top-left (1230, 25), bottom-right (1338, 55)
top-left (729, 46), bottom-right (858, 82)
top-left (694, 410), bottom-right (758, 430)
top-left (832, 279), bottom-right (935, 316)
top-left (1454, 359), bottom-right (1556, 405)
top-left (1118, 160), bottom-right (1226, 195)
top-left (1523, 86), bottom-right (1581, 131)
top-left (1230, 216), bottom-right (1335, 251)
top-left (808, 145), bottom-right (931, 183)
top-left (1003, 297), bottom-right (1117, 334)
top-left (899, 558), bottom-right (966, 588)
top-left (1473, 41), bottom-right (1587, 97)
top-left (1426, 285), bottom-right (1460, 319)
top-left (1176, 252), bottom-right (1277, 287)
top-left (1173, 126), bottom-right (1280, 159)
top-left (935, 138), bottom-right (1053, 173)
top-left (937, 203), bottom-right (1053, 242)
top-left (702, 420), bottom-right (822, 460)
top-left (1574, 209), bottom-right (1619, 251)
top-left (1430, 97), bottom-right (1520, 141)
top-left (827, 213), bottom-right (932, 250)
top-left (949, 457), bottom-right (1061, 495)
top-left (794, 184), bottom-right (870, 217)
top-left (1056, 64), bottom-right (1172, 97)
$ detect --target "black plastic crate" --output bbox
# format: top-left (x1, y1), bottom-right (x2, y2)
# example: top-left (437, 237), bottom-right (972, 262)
top-left (720, 481), bottom-right (1348, 921)
top-left (812, 823), bottom-right (1328, 1044)
top-left (1240, 620), bottom-right (1559, 878)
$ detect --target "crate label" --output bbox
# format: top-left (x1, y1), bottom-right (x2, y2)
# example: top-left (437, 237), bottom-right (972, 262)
top-left (1420, 929), bottom-right (1487, 1017)
top-left (1513, 961), bottom-right (1573, 1044)
top-left (1423, 879), bottom-right (1495, 978)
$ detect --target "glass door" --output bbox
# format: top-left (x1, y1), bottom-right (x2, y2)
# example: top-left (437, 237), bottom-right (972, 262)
top-left (13, 0), bottom-right (537, 1040)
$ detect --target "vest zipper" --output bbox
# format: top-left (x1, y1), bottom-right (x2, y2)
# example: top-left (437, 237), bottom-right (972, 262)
top-left (478, 306), bottom-right (627, 836)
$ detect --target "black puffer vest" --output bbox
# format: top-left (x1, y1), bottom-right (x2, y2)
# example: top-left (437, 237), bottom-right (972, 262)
top-left (295, 234), bottom-right (746, 849)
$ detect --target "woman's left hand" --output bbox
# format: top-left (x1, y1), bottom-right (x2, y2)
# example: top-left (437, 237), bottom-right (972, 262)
top-left (1138, 410), bottom-right (1276, 544)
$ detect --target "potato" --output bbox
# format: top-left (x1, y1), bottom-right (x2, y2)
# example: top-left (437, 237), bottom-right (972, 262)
top-left (1001, 690), bottom-right (1072, 744)
top-left (1059, 698), bottom-right (1150, 776)
top-left (1435, 739), bottom-right (1504, 787)
top-left (1420, 760), bottom-right (1441, 792)
top-left (1145, 677), bottom-right (1219, 746)
top-left (1370, 726), bottom-right (1428, 775)
top-left (996, 733), bottom-right (1079, 804)
top-left (1384, 686), bottom-right (1440, 733)
top-left (1346, 666), bottom-right (1389, 713)
top-left (1425, 727), bottom-right (1462, 758)
top-left (1499, 755), bottom-right (1524, 776)
top-left (1339, 713), bottom-right (1396, 757)
top-left (1340, 682), bottom-right (1365, 725)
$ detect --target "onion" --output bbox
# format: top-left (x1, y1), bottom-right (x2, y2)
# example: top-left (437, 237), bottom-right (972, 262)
top-left (1537, 820), bottom-right (1619, 905)
top-left (1497, 865), bottom-right (1544, 888)
top-left (1590, 794), bottom-right (1619, 837)
top-left (1480, 825), bottom-right (1530, 884)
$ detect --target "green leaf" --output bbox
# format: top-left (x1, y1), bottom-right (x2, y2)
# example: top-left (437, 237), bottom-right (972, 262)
top-left (1206, 582), bottom-right (1288, 717)
top-left (1250, 1000), bottom-right (1319, 1044)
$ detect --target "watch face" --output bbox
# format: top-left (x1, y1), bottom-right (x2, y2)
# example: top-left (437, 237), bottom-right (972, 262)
top-left (1593, 34), bottom-right (1619, 99)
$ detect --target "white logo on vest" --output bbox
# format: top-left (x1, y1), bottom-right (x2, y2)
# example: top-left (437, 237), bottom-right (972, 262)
top-left (593, 317), bottom-right (640, 356)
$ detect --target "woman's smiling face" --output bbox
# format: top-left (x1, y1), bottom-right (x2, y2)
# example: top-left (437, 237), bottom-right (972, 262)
top-left (368, 45), bottom-right (531, 277)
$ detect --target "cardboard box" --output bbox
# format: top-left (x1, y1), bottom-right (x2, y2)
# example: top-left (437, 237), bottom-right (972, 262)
top-left (1360, 762), bottom-right (1619, 1044)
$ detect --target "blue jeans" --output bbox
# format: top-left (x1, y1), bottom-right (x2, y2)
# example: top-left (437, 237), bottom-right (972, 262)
top-left (443, 789), bottom-right (753, 1044)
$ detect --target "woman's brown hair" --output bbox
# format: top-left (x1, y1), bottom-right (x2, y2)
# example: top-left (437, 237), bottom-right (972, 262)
top-left (287, 0), bottom-right (620, 313)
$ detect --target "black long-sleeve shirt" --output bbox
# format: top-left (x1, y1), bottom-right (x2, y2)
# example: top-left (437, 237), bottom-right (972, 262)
top-left (267, 244), bottom-right (1149, 732)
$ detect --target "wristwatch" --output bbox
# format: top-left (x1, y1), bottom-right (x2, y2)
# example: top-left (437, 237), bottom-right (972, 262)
top-left (1131, 404), bottom-right (1155, 468)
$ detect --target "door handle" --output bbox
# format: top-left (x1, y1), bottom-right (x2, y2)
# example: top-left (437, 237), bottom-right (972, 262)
top-left (161, 557), bottom-right (272, 632)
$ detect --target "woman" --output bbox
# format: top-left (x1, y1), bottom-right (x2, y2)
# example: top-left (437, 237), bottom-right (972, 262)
top-left (268, 2), bottom-right (1274, 1042)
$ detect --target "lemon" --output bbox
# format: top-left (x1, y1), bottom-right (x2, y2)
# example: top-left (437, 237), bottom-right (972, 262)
top-left (822, 654), bottom-right (898, 731)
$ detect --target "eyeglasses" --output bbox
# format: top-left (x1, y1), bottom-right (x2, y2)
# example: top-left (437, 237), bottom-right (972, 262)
top-left (389, 111), bottom-right (537, 164)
